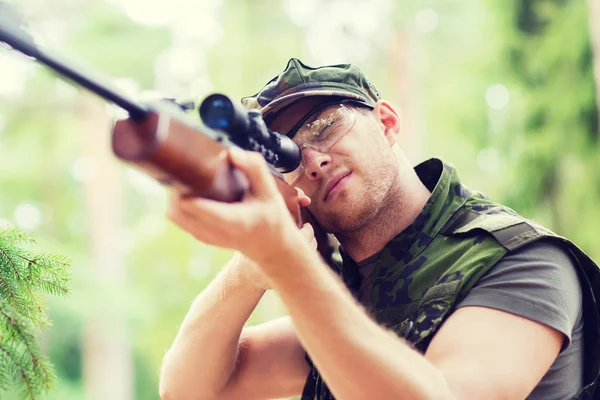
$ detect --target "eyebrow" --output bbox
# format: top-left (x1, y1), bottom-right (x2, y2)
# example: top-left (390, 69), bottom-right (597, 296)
top-left (285, 99), bottom-right (344, 138)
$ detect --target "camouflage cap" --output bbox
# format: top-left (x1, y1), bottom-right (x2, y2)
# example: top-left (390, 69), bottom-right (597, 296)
top-left (241, 58), bottom-right (381, 122)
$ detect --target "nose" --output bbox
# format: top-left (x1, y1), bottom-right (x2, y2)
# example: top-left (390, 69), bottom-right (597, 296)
top-left (302, 147), bottom-right (332, 181)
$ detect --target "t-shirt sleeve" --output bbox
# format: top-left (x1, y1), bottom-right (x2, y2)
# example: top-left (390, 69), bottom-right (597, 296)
top-left (455, 239), bottom-right (583, 349)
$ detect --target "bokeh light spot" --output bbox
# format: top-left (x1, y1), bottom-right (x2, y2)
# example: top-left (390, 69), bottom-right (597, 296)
top-left (485, 84), bottom-right (510, 110)
top-left (13, 203), bottom-right (42, 231)
top-left (415, 9), bottom-right (439, 33)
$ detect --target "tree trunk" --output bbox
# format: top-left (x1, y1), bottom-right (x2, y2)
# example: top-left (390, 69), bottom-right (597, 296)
top-left (80, 96), bottom-right (133, 400)
top-left (590, 0), bottom-right (600, 139)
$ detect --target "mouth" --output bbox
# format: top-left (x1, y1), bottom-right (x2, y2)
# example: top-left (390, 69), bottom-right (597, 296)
top-left (323, 171), bottom-right (352, 202)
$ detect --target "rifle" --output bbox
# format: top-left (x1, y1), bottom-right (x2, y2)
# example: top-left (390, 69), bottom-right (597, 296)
top-left (0, 3), bottom-right (337, 261)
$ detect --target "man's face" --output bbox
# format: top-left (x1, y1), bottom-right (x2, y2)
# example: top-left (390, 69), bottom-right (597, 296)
top-left (268, 97), bottom-right (399, 234)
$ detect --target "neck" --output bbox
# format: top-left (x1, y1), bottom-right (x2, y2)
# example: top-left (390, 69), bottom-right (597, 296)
top-left (335, 166), bottom-right (431, 263)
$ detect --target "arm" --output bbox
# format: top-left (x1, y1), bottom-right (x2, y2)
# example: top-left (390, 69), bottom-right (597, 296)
top-left (160, 172), bottom-right (316, 400)
top-left (218, 316), bottom-right (309, 399)
top-left (158, 253), bottom-right (266, 400)
top-left (438, 240), bottom-right (584, 399)
top-left (261, 244), bottom-right (455, 400)
top-left (158, 253), bottom-right (310, 400)
top-left (426, 306), bottom-right (563, 399)
top-left (259, 239), bottom-right (567, 400)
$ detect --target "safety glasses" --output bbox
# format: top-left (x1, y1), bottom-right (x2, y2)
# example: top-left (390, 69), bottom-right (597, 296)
top-left (284, 102), bottom-right (366, 185)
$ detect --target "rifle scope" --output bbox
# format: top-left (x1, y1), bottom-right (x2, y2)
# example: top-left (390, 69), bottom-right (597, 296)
top-left (200, 94), bottom-right (301, 174)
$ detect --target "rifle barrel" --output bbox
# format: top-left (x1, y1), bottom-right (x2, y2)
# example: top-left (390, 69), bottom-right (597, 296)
top-left (0, 24), bottom-right (148, 120)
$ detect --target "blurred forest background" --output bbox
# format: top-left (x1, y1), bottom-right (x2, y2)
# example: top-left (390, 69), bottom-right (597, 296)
top-left (0, 0), bottom-right (599, 399)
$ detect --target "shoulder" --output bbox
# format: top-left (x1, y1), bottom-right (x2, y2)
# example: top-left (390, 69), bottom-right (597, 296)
top-left (477, 238), bottom-right (578, 284)
top-left (456, 238), bottom-right (583, 347)
top-left (473, 238), bottom-right (579, 292)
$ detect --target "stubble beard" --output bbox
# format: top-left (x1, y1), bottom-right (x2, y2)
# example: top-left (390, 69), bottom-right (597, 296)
top-left (314, 160), bottom-right (398, 235)
top-left (309, 121), bottom-right (401, 236)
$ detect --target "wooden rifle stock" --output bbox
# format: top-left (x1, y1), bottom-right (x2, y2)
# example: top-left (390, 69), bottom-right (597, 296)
top-left (111, 109), bottom-right (307, 228)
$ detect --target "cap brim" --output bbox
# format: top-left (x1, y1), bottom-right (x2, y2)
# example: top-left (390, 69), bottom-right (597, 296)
top-left (260, 89), bottom-right (372, 120)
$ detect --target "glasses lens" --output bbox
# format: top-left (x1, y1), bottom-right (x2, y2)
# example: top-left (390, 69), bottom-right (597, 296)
top-left (295, 105), bottom-right (355, 152)
top-left (283, 105), bottom-right (357, 185)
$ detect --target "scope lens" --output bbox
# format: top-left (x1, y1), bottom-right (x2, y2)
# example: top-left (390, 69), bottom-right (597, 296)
top-left (200, 95), bottom-right (234, 130)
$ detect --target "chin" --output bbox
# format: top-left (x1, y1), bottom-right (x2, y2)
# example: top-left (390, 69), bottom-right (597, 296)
top-left (317, 201), bottom-right (375, 234)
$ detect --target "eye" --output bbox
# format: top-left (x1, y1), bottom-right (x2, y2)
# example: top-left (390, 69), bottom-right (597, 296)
top-left (316, 120), bottom-right (335, 137)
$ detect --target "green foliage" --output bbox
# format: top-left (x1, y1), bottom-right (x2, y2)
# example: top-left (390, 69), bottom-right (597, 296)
top-left (0, 226), bottom-right (70, 399)
top-left (67, 3), bottom-right (171, 87)
top-left (420, 0), bottom-right (599, 261)
top-left (497, 0), bottom-right (600, 260)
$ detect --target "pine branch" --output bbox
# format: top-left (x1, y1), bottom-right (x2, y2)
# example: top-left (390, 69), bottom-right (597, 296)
top-left (0, 225), bottom-right (70, 399)
top-left (0, 228), bottom-right (34, 247)
top-left (0, 247), bottom-right (22, 280)
top-left (0, 305), bottom-right (38, 369)
top-left (0, 249), bottom-right (43, 316)
top-left (0, 343), bottom-right (34, 400)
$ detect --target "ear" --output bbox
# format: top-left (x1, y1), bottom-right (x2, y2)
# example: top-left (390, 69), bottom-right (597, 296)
top-left (373, 100), bottom-right (401, 146)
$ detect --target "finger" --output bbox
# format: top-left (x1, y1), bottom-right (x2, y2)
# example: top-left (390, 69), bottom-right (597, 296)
top-left (168, 204), bottom-right (203, 235)
top-left (301, 222), bottom-right (315, 238)
top-left (166, 191), bottom-right (182, 219)
top-left (168, 209), bottom-right (225, 246)
top-left (295, 187), bottom-right (312, 207)
top-left (178, 196), bottom-right (247, 226)
top-left (167, 192), bottom-right (200, 223)
top-left (172, 195), bottom-right (211, 222)
top-left (229, 147), bottom-right (278, 199)
top-left (169, 196), bottom-right (249, 245)
top-left (301, 223), bottom-right (318, 251)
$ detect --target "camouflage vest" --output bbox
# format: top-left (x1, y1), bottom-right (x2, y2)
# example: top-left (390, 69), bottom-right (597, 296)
top-left (301, 158), bottom-right (600, 400)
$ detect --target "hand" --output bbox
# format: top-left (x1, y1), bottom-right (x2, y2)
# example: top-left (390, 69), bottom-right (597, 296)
top-left (167, 147), bottom-right (311, 265)
top-left (229, 221), bottom-right (318, 291)
top-left (299, 222), bottom-right (318, 252)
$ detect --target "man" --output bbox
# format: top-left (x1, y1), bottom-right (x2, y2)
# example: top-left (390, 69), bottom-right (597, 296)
top-left (159, 58), bottom-right (600, 400)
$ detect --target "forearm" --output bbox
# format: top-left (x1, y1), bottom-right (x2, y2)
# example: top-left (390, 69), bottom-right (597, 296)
top-left (160, 255), bottom-right (266, 399)
top-left (264, 245), bottom-right (454, 400)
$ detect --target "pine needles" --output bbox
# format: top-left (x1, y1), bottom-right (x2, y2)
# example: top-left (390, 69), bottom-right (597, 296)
top-left (0, 225), bottom-right (70, 399)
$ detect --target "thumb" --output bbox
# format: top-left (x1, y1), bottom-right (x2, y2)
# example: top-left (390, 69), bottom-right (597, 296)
top-left (228, 147), bottom-right (278, 199)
